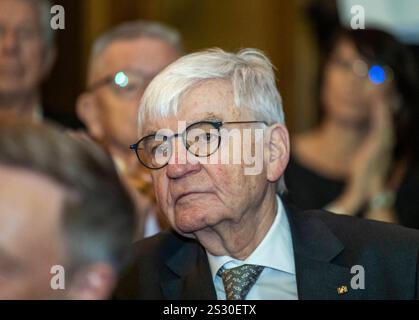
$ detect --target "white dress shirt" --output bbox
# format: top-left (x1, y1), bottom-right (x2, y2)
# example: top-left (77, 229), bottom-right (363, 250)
top-left (206, 195), bottom-right (298, 300)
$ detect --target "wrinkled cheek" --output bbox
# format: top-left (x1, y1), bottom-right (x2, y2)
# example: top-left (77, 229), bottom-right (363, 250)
top-left (213, 165), bottom-right (226, 177)
top-left (211, 165), bottom-right (241, 198)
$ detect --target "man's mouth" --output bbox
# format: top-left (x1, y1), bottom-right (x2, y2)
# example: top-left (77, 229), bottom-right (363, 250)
top-left (174, 191), bottom-right (209, 204)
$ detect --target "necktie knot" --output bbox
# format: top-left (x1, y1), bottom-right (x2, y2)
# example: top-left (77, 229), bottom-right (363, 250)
top-left (218, 264), bottom-right (264, 300)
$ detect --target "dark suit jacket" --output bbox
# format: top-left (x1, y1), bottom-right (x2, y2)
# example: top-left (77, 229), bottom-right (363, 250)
top-left (114, 203), bottom-right (419, 299)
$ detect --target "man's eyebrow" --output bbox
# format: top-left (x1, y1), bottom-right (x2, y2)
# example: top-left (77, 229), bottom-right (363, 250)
top-left (190, 112), bottom-right (224, 123)
top-left (142, 112), bottom-right (225, 136)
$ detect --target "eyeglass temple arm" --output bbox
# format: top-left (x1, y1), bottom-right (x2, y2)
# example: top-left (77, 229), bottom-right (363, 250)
top-left (129, 120), bottom-right (269, 150)
top-left (223, 120), bottom-right (269, 125)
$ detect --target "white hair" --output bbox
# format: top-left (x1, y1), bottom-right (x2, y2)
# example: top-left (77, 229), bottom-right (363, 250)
top-left (139, 47), bottom-right (287, 194)
top-left (90, 20), bottom-right (183, 63)
top-left (140, 48), bottom-right (284, 127)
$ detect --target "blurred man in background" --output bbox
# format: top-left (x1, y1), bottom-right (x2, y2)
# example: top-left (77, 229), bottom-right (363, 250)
top-left (77, 21), bottom-right (183, 239)
top-left (0, 0), bottom-right (56, 121)
top-left (0, 117), bottom-right (136, 299)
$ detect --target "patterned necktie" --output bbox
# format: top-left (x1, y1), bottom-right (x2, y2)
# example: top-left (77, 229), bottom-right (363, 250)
top-left (218, 264), bottom-right (265, 300)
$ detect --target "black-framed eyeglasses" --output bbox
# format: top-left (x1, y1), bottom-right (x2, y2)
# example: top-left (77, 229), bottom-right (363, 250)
top-left (87, 69), bottom-right (155, 99)
top-left (130, 120), bottom-right (268, 169)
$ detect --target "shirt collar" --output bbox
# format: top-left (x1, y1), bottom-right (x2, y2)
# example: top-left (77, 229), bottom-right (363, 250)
top-left (206, 195), bottom-right (295, 279)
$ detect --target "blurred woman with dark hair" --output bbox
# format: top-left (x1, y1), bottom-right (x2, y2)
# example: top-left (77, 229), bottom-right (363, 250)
top-left (285, 28), bottom-right (419, 228)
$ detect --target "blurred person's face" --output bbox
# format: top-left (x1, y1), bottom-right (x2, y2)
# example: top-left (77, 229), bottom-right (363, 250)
top-left (321, 38), bottom-right (371, 126)
top-left (142, 79), bottom-right (289, 238)
top-left (0, 0), bottom-right (53, 102)
top-left (0, 164), bottom-right (116, 300)
top-left (0, 165), bottom-right (67, 299)
top-left (78, 37), bottom-right (180, 155)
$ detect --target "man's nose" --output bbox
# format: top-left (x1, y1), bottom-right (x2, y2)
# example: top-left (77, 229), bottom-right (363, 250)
top-left (166, 137), bottom-right (201, 179)
top-left (0, 30), bottom-right (19, 55)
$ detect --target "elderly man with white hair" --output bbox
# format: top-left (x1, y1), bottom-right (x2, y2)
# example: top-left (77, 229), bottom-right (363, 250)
top-left (115, 48), bottom-right (419, 300)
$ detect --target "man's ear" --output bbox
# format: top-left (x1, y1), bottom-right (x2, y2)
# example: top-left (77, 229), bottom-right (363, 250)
top-left (265, 124), bottom-right (290, 182)
top-left (67, 263), bottom-right (117, 300)
top-left (76, 92), bottom-right (105, 141)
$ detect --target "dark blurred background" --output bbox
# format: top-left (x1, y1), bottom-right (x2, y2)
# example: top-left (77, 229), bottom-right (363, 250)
top-left (42, 0), bottom-right (419, 133)
top-left (42, 0), bottom-right (322, 133)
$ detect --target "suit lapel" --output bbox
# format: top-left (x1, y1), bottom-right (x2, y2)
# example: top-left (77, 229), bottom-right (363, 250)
top-left (159, 202), bottom-right (365, 300)
top-left (160, 233), bottom-right (217, 300)
top-left (284, 202), bottom-right (364, 299)
top-left (295, 255), bottom-right (362, 299)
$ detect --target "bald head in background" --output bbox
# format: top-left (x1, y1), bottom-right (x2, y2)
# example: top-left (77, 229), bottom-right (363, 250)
top-left (0, 117), bottom-right (136, 299)
top-left (76, 21), bottom-right (182, 239)
top-left (77, 21), bottom-right (182, 166)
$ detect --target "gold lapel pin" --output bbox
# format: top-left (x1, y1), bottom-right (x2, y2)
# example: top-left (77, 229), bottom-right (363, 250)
top-left (337, 285), bottom-right (348, 295)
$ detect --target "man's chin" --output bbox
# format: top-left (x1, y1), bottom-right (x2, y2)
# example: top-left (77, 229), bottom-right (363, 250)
top-left (174, 211), bottom-right (208, 235)
top-left (174, 229), bottom-right (196, 239)
top-left (175, 222), bottom-right (204, 236)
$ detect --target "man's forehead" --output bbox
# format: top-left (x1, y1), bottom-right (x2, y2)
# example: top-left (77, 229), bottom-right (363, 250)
top-left (0, 165), bottom-right (65, 256)
top-left (0, 0), bottom-right (39, 26)
top-left (0, 165), bottom-right (66, 220)
top-left (140, 80), bottom-right (244, 135)
top-left (93, 37), bottom-right (178, 80)
top-left (142, 111), bottom-right (226, 134)
top-left (141, 106), bottom-right (255, 138)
